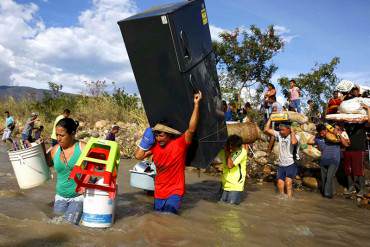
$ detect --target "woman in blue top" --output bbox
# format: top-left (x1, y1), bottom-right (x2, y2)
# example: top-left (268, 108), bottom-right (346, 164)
top-left (48, 118), bottom-right (85, 224)
top-left (307, 123), bottom-right (350, 198)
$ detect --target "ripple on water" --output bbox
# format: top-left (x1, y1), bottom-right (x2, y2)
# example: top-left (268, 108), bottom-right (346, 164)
top-left (0, 190), bottom-right (23, 198)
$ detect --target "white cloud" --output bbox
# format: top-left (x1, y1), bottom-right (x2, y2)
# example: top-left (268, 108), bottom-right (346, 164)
top-left (337, 71), bottom-right (370, 87)
top-left (273, 25), bottom-right (298, 44)
top-left (0, 0), bottom-right (138, 93)
top-left (209, 25), bottom-right (228, 42)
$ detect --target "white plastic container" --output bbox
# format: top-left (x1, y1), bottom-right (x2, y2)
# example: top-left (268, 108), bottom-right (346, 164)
top-left (129, 162), bottom-right (156, 191)
top-left (81, 179), bottom-right (116, 228)
top-left (8, 142), bottom-right (50, 189)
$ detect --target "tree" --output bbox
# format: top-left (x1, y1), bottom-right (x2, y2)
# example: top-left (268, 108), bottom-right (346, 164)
top-left (84, 80), bottom-right (107, 97)
top-left (212, 25), bottom-right (284, 104)
top-left (48, 81), bottom-right (63, 98)
top-left (278, 57), bottom-right (340, 111)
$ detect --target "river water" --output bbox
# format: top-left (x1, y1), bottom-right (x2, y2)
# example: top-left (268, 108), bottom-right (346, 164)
top-left (0, 146), bottom-right (369, 247)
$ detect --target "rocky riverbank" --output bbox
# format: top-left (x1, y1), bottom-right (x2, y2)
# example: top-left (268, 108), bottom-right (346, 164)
top-left (18, 117), bottom-right (369, 208)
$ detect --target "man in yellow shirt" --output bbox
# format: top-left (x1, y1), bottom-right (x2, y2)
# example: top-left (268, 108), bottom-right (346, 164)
top-left (219, 135), bottom-right (248, 205)
top-left (51, 109), bottom-right (70, 146)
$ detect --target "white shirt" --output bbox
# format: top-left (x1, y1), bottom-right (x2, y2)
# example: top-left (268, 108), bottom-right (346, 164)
top-left (274, 130), bottom-right (300, 167)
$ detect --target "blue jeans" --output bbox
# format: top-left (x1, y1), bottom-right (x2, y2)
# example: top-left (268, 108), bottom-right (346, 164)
top-left (54, 194), bottom-right (83, 224)
top-left (290, 99), bottom-right (301, 113)
top-left (220, 190), bottom-right (242, 205)
top-left (154, 194), bottom-right (182, 214)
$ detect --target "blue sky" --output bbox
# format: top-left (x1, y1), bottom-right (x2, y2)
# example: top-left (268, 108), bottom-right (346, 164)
top-left (1, 0), bottom-right (369, 97)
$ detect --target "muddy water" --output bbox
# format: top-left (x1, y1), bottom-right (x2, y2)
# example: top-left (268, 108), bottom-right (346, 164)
top-left (0, 146), bottom-right (369, 247)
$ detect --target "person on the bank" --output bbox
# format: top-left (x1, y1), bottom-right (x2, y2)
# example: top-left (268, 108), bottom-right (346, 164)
top-left (326, 91), bottom-right (342, 115)
top-left (263, 83), bottom-right (277, 121)
top-left (306, 100), bottom-right (320, 123)
top-left (263, 83), bottom-right (276, 106)
top-left (47, 118), bottom-right (85, 224)
top-left (106, 125), bottom-right (120, 141)
top-left (307, 124), bottom-right (350, 198)
top-left (51, 109), bottom-right (70, 147)
top-left (268, 95), bottom-right (283, 114)
top-left (267, 96), bottom-right (283, 153)
top-left (34, 125), bottom-right (44, 141)
top-left (135, 91), bottom-right (202, 214)
top-left (222, 100), bottom-right (233, 121)
top-left (2, 111), bottom-right (15, 146)
top-left (343, 103), bottom-right (370, 196)
top-left (289, 80), bottom-right (301, 113)
top-left (344, 86), bottom-right (361, 101)
top-left (21, 112), bottom-right (38, 148)
top-left (264, 119), bottom-right (300, 198)
top-left (238, 102), bottom-right (252, 123)
top-left (218, 134), bottom-right (248, 205)
top-left (228, 102), bottom-right (239, 121)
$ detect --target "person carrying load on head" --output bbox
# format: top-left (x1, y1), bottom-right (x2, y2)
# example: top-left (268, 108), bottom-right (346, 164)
top-left (326, 91), bottom-right (342, 115)
top-left (264, 118), bottom-right (300, 198)
top-left (289, 79), bottom-right (301, 113)
top-left (51, 109), bottom-right (70, 147)
top-left (218, 134), bottom-right (248, 205)
top-left (135, 91), bottom-right (202, 214)
top-left (47, 118), bottom-right (86, 224)
top-left (306, 123), bottom-right (350, 198)
top-left (343, 104), bottom-right (370, 197)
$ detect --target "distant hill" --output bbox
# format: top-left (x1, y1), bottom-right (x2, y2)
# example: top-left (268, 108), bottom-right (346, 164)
top-left (0, 86), bottom-right (72, 101)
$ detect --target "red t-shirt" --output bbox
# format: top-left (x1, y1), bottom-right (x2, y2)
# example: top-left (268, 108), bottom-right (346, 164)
top-left (150, 134), bottom-right (190, 199)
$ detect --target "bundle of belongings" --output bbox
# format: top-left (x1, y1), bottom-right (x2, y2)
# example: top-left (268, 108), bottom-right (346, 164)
top-left (326, 80), bottom-right (370, 123)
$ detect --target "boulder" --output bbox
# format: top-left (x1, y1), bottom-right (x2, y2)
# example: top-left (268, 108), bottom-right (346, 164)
top-left (262, 165), bottom-right (272, 176)
top-left (303, 177), bottom-right (318, 190)
top-left (91, 131), bottom-right (100, 138)
top-left (94, 120), bottom-right (109, 129)
top-left (76, 131), bottom-right (91, 140)
top-left (255, 157), bottom-right (268, 165)
top-left (254, 150), bottom-right (268, 159)
top-left (301, 160), bottom-right (320, 169)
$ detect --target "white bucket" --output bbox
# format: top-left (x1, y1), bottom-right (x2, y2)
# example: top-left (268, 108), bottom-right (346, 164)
top-left (129, 162), bottom-right (156, 191)
top-left (81, 188), bottom-right (115, 228)
top-left (8, 142), bottom-right (50, 189)
top-left (130, 171), bottom-right (155, 191)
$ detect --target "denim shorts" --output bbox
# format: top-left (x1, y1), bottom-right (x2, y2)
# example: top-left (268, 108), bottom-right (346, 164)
top-left (54, 194), bottom-right (83, 225)
top-left (277, 164), bottom-right (297, 181)
top-left (21, 133), bottom-right (29, 141)
top-left (154, 194), bottom-right (182, 214)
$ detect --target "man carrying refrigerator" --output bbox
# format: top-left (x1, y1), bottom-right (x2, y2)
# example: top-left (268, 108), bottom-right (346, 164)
top-left (135, 91), bottom-right (202, 214)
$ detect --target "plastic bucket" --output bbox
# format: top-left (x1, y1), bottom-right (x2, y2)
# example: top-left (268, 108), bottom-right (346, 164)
top-left (81, 188), bottom-right (115, 228)
top-left (8, 142), bottom-right (50, 189)
top-left (129, 162), bottom-right (156, 191)
top-left (130, 171), bottom-right (155, 191)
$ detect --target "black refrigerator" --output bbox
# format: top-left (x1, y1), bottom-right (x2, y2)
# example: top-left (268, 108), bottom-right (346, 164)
top-left (117, 0), bottom-right (227, 168)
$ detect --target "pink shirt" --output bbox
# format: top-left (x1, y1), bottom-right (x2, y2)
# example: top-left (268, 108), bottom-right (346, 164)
top-left (290, 87), bottom-right (300, 100)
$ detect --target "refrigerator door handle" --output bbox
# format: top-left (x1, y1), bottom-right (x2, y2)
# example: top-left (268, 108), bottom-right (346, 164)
top-left (188, 74), bottom-right (198, 93)
top-left (180, 30), bottom-right (191, 61)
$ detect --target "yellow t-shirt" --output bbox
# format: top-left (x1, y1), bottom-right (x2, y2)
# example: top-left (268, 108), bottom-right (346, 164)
top-left (219, 148), bottom-right (248, 192)
top-left (51, 115), bottom-right (64, 140)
